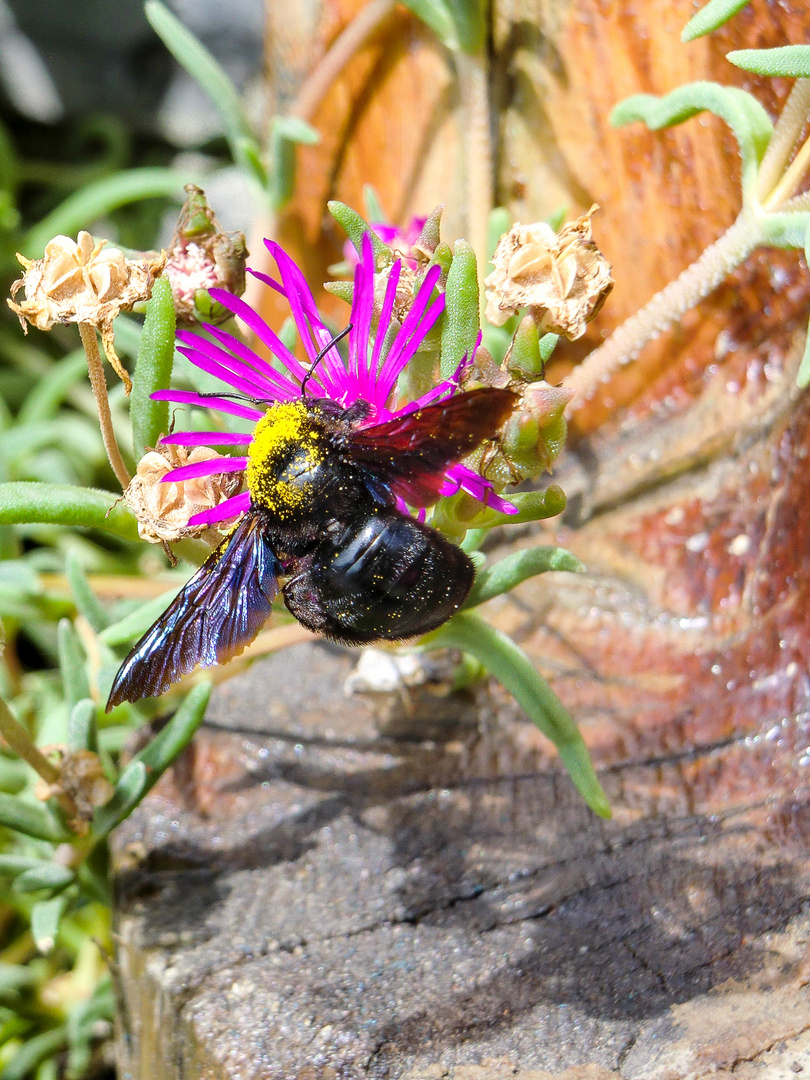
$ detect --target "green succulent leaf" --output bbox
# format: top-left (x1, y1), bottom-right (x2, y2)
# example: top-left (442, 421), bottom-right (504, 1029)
top-left (98, 587), bottom-right (183, 647)
top-left (464, 545), bottom-right (584, 609)
top-left (30, 894), bottom-right (69, 953)
top-left (611, 82), bottom-right (773, 196)
top-left (426, 611), bottom-right (611, 817)
top-left (727, 45), bottom-right (810, 78)
top-left (93, 682), bottom-right (211, 837)
top-left (65, 552), bottom-right (108, 632)
top-left (57, 619), bottom-right (90, 708)
top-left (440, 239), bottom-right (480, 380)
top-left (91, 760), bottom-right (148, 838)
top-left (0, 793), bottom-right (70, 843)
top-left (131, 276), bottom-right (176, 458)
top-left (681, 0), bottom-right (751, 42)
top-left (327, 201), bottom-right (391, 262)
top-left (0, 1026), bottom-right (68, 1080)
top-left (400, 0), bottom-right (457, 48)
top-left (269, 116), bottom-right (320, 209)
top-left (12, 862), bottom-right (75, 894)
top-left (67, 699), bottom-right (98, 754)
top-left (0, 483), bottom-right (139, 539)
top-left (145, 0), bottom-right (265, 186)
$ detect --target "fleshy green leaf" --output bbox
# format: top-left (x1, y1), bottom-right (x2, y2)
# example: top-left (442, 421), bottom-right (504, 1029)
top-left (444, 0), bottom-right (488, 54)
top-left (611, 82), bottom-right (773, 196)
top-left (93, 682), bottom-right (211, 837)
top-left (472, 485), bottom-right (568, 529)
top-left (131, 276), bottom-right (176, 457)
top-left (758, 209), bottom-right (810, 250)
top-left (464, 545), bottom-right (584, 609)
top-left (327, 201), bottom-right (391, 262)
top-left (440, 239), bottom-right (480, 379)
top-left (91, 760), bottom-right (148, 838)
top-left (539, 333), bottom-right (559, 362)
top-left (268, 117), bottom-right (319, 210)
top-left (57, 619), bottom-right (90, 708)
top-left (67, 699), bottom-right (97, 753)
top-left (727, 45), bottom-right (810, 78)
top-left (24, 168), bottom-right (196, 257)
top-left (362, 184), bottom-right (386, 224)
top-left (426, 612), bottom-right (610, 817)
top-left (0, 854), bottom-right (44, 876)
top-left (0, 793), bottom-right (70, 843)
top-left (65, 552), bottom-right (108, 632)
top-left (144, 0), bottom-right (266, 187)
top-left (0, 483), bottom-right (139, 539)
top-left (98, 586), bottom-right (182, 647)
top-left (17, 351), bottom-right (87, 425)
top-left (681, 0), bottom-right (750, 41)
top-left (0, 1026), bottom-right (67, 1080)
top-left (31, 894), bottom-right (69, 953)
top-left (400, 0), bottom-right (457, 48)
top-left (12, 863), bottom-right (74, 893)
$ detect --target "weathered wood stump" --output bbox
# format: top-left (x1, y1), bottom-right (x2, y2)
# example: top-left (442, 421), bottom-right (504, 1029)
top-left (114, 592), bottom-right (810, 1079)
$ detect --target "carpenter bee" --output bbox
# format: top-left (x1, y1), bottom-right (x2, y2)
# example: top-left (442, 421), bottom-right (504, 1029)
top-left (106, 385), bottom-right (517, 709)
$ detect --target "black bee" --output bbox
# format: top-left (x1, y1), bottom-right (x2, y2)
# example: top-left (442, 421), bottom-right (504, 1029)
top-left (106, 386), bottom-right (517, 709)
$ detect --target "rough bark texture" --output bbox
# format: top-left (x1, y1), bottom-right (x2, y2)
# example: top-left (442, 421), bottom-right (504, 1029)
top-left (115, 0), bottom-right (810, 1076)
top-left (114, 642), bottom-right (810, 1080)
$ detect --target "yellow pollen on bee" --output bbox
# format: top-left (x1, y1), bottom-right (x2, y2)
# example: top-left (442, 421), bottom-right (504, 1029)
top-left (246, 400), bottom-right (323, 516)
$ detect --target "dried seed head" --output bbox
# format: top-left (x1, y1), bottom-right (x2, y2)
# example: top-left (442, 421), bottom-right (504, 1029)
top-left (8, 231), bottom-right (165, 390)
top-left (485, 207), bottom-right (613, 339)
top-left (163, 185), bottom-right (247, 324)
top-left (35, 748), bottom-right (115, 833)
top-left (125, 445), bottom-right (243, 546)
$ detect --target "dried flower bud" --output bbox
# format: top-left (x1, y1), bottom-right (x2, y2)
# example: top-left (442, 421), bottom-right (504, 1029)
top-left (35, 748), bottom-right (115, 833)
top-left (163, 185), bottom-right (247, 324)
top-left (8, 231), bottom-right (165, 391)
top-left (125, 445), bottom-right (243, 546)
top-left (484, 208), bottom-right (613, 339)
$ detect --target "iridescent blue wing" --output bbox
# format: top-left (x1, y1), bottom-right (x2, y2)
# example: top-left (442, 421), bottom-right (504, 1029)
top-left (347, 388), bottom-right (517, 507)
top-left (106, 512), bottom-right (279, 709)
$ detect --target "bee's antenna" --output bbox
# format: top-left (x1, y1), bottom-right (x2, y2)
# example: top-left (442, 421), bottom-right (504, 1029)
top-left (301, 324), bottom-right (353, 397)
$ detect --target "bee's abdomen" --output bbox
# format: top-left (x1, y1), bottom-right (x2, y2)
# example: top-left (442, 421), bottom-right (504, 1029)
top-left (283, 509), bottom-right (474, 644)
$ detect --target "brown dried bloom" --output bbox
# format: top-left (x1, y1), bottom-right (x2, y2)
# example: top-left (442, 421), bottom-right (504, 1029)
top-left (163, 185), bottom-right (247, 325)
top-left (8, 231), bottom-right (165, 392)
top-left (125, 444), bottom-right (243, 546)
top-left (484, 207), bottom-right (613, 340)
top-left (35, 748), bottom-right (115, 834)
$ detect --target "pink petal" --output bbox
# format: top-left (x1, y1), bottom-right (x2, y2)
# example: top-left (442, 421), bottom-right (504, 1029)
top-left (176, 331), bottom-right (279, 398)
top-left (187, 491), bottom-right (251, 526)
top-left (207, 286), bottom-right (309, 386)
top-left (348, 234), bottom-right (374, 386)
top-left (151, 389), bottom-right (264, 422)
top-left (160, 431), bottom-right (253, 446)
top-left (368, 259), bottom-right (401, 402)
top-left (161, 457), bottom-right (247, 483)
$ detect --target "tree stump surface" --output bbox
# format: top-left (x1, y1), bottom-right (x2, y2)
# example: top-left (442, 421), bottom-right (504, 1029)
top-left (114, 635), bottom-right (810, 1080)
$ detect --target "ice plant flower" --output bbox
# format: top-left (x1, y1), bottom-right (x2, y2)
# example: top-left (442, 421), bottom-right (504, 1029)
top-left (155, 233), bottom-right (517, 527)
top-left (342, 215), bottom-right (428, 270)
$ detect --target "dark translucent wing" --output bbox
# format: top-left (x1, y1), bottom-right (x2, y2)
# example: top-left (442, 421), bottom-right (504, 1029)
top-left (347, 388), bottom-right (517, 506)
top-left (106, 513), bottom-right (279, 709)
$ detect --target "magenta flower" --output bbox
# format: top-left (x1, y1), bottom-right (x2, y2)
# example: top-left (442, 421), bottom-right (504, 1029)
top-left (342, 216), bottom-right (427, 270)
top-left (155, 234), bottom-right (516, 527)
